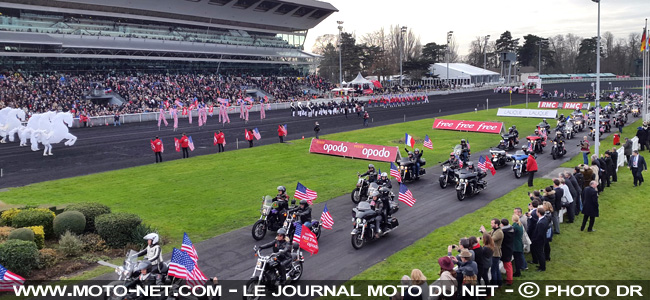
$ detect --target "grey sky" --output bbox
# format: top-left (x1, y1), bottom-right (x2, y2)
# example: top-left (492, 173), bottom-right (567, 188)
top-left (305, 0), bottom-right (649, 55)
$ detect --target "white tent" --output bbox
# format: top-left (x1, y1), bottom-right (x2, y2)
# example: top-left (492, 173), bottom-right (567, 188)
top-left (430, 63), bottom-right (500, 84)
top-left (348, 72), bottom-right (373, 86)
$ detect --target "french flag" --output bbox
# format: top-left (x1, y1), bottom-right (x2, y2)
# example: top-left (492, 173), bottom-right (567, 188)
top-left (405, 133), bottom-right (415, 148)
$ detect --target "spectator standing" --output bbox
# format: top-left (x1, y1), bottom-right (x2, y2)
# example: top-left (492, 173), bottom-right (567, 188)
top-left (511, 214), bottom-right (525, 277)
top-left (480, 219), bottom-right (502, 286)
top-left (580, 136), bottom-right (591, 165)
top-left (114, 113), bottom-right (121, 126)
top-left (531, 207), bottom-right (548, 271)
top-left (629, 150), bottom-right (647, 186)
top-left (526, 152), bottom-right (538, 187)
top-left (500, 219), bottom-right (515, 285)
top-left (245, 128), bottom-right (254, 148)
top-left (609, 148), bottom-right (619, 182)
top-left (277, 125), bottom-right (285, 143)
top-left (480, 233), bottom-right (494, 287)
top-left (623, 137), bottom-right (632, 164)
top-left (180, 133), bottom-right (189, 158)
top-left (550, 181), bottom-right (562, 234)
top-left (542, 202), bottom-right (554, 261)
top-left (526, 200), bottom-right (540, 264)
top-left (314, 122), bottom-right (320, 139)
top-left (558, 178), bottom-right (575, 223)
top-left (216, 130), bottom-right (225, 153)
top-left (436, 257), bottom-right (457, 299)
top-left (468, 236), bottom-right (487, 285)
top-left (406, 269), bottom-right (428, 300)
top-left (636, 126), bottom-right (648, 151)
top-left (581, 181), bottom-right (600, 232)
top-left (153, 136), bottom-right (162, 163)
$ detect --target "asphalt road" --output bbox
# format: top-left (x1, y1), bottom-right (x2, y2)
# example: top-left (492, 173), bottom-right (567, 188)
top-left (0, 80), bottom-right (640, 188)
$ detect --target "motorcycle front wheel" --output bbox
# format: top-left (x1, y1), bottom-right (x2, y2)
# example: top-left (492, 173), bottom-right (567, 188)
top-left (439, 177), bottom-right (448, 189)
top-left (290, 263), bottom-right (304, 281)
top-left (456, 190), bottom-right (465, 201)
top-left (244, 279), bottom-right (263, 300)
top-left (515, 168), bottom-right (522, 178)
top-left (351, 231), bottom-right (365, 250)
top-left (313, 225), bottom-right (322, 239)
top-left (252, 220), bottom-right (267, 241)
top-left (552, 150), bottom-right (557, 160)
top-left (351, 188), bottom-right (361, 204)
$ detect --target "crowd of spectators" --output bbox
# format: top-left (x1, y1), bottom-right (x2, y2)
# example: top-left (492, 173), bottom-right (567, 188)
top-left (0, 72), bottom-right (332, 117)
top-left (392, 135), bottom-right (638, 300)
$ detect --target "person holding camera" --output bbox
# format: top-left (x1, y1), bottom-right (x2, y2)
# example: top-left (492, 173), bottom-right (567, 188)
top-left (579, 136), bottom-right (590, 165)
top-left (480, 219), bottom-right (503, 286)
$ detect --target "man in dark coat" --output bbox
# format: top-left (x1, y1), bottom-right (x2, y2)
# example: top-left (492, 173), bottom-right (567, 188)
top-left (603, 151), bottom-right (614, 187)
top-left (629, 150), bottom-right (648, 186)
top-left (526, 200), bottom-right (540, 264)
top-left (609, 148), bottom-right (619, 182)
top-left (581, 180), bottom-right (599, 232)
top-left (636, 126), bottom-right (648, 151)
top-left (500, 219), bottom-right (515, 285)
top-left (532, 207), bottom-right (549, 271)
top-left (552, 179), bottom-right (563, 234)
top-left (623, 138), bottom-right (633, 163)
top-left (581, 165), bottom-right (594, 189)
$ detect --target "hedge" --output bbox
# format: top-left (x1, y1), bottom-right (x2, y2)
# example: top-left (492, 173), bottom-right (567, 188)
top-left (1, 208), bottom-right (21, 226)
top-left (0, 240), bottom-right (39, 276)
top-left (8, 228), bottom-right (34, 243)
top-left (95, 213), bottom-right (142, 248)
top-left (27, 226), bottom-right (45, 249)
top-left (64, 203), bottom-right (111, 233)
top-left (53, 211), bottom-right (86, 237)
top-left (12, 208), bottom-right (55, 238)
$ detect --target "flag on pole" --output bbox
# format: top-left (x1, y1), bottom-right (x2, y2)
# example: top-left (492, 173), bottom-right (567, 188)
top-left (293, 222), bottom-right (302, 244)
top-left (398, 184), bottom-right (416, 207)
top-left (167, 248), bottom-right (208, 287)
top-left (150, 140), bottom-right (156, 152)
top-left (320, 204), bottom-right (334, 229)
top-left (213, 133), bottom-right (218, 146)
top-left (0, 264), bottom-right (24, 292)
top-left (294, 182), bottom-right (317, 204)
top-left (297, 225), bottom-right (319, 255)
top-left (281, 124), bottom-right (288, 136)
top-left (478, 155), bottom-right (496, 176)
top-left (253, 128), bottom-right (261, 140)
top-left (484, 155), bottom-right (497, 176)
top-left (423, 135), bottom-right (433, 150)
top-left (181, 233), bottom-right (199, 263)
top-left (405, 133), bottom-right (415, 148)
top-left (188, 136), bottom-right (195, 151)
top-left (174, 138), bottom-right (181, 152)
top-left (390, 162), bottom-right (402, 183)
top-left (455, 153), bottom-right (463, 168)
top-left (642, 27), bottom-right (647, 52)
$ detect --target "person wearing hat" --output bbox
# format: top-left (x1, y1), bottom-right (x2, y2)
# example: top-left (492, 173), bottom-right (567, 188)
top-left (436, 256), bottom-right (457, 296)
top-left (452, 249), bottom-right (478, 288)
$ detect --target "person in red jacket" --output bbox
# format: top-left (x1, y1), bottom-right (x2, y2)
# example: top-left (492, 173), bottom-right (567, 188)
top-left (526, 150), bottom-right (539, 187)
top-left (277, 125), bottom-right (285, 143)
top-left (216, 130), bottom-right (225, 153)
top-left (153, 136), bottom-right (163, 163)
top-left (180, 133), bottom-right (190, 158)
top-left (245, 128), bottom-right (254, 148)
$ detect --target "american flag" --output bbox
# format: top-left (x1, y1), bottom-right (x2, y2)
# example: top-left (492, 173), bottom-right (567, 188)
top-left (168, 248), bottom-right (208, 287)
top-left (398, 184), bottom-right (416, 207)
top-left (294, 182), bottom-right (317, 204)
top-left (181, 233), bottom-right (198, 263)
top-left (293, 223), bottom-right (302, 243)
top-left (0, 264), bottom-right (24, 292)
top-left (478, 155), bottom-right (488, 172)
top-left (423, 135), bottom-right (433, 150)
top-left (390, 162), bottom-right (402, 183)
top-left (528, 141), bottom-right (533, 152)
top-left (279, 124), bottom-right (288, 136)
top-left (160, 138), bottom-right (164, 153)
top-left (188, 136), bottom-right (195, 151)
top-left (253, 128), bottom-right (261, 140)
top-left (455, 153), bottom-right (463, 168)
top-left (320, 204), bottom-right (334, 229)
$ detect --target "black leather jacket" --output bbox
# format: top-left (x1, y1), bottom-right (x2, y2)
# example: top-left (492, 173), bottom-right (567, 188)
top-left (360, 169), bottom-right (378, 182)
top-left (260, 238), bottom-right (291, 260)
top-left (294, 206), bottom-right (312, 224)
top-left (376, 178), bottom-right (392, 189)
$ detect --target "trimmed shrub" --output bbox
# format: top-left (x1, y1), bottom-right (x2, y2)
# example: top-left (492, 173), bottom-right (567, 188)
top-left (53, 211), bottom-right (86, 237)
top-left (0, 240), bottom-right (39, 276)
top-left (8, 227), bottom-right (34, 242)
top-left (38, 248), bottom-right (60, 269)
top-left (59, 231), bottom-right (84, 257)
top-left (12, 208), bottom-right (55, 238)
top-left (80, 233), bottom-right (108, 252)
top-left (1, 208), bottom-right (21, 226)
top-left (0, 226), bottom-right (12, 242)
top-left (65, 203), bottom-right (111, 233)
top-left (130, 223), bottom-right (158, 248)
top-left (27, 226), bottom-right (45, 249)
top-left (95, 213), bottom-right (141, 248)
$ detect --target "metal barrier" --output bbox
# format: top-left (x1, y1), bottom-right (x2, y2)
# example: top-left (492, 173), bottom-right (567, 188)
top-left (542, 77), bottom-right (642, 84)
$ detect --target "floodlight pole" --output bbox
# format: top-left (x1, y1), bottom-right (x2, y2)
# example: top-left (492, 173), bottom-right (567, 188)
top-left (447, 31), bottom-right (453, 89)
top-left (593, 0), bottom-right (601, 156)
top-left (337, 21), bottom-right (344, 87)
top-left (483, 35), bottom-right (490, 71)
top-left (400, 26), bottom-right (407, 86)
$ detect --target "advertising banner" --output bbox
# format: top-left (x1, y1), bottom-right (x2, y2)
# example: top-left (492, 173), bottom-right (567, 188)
top-left (432, 119), bottom-right (503, 134)
top-left (497, 108), bottom-right (557, 118)
top-left (538, 101), bottom-right (559, 108)
top-left (538, 102), bottom-right (590, 110)
top-left (309, 139), bottom-right (399, 162)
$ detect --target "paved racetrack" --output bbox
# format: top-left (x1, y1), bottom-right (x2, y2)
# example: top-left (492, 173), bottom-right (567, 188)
top-left (0, 80), bottom-right (640, 188)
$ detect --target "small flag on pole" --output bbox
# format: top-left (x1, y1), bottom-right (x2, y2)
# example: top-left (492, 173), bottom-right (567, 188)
top-left (253, 128), bottom-right (261, 140)
top-left (188, 136), bottom-right (195, 151)
top-left (181, 233), bottom-right (199, 263)
top-left (405, 133), bottom-right (415, 148)
top-left (390, 162), bottom-right (402, 183)
top-left (0, 264), bottom-right (25, 292)
top-left (174, 138), bottom-right (181, 152)
top-left (294, 182), bottom-right (317, 205)
top-left (167, 248), bottom-right (208, 288)
top-left (320, 204), bottom-right (334, 229)
top-left (423, 135), bottom-right (433, 150)
top-left (398, 183), bottom-right (416, 207)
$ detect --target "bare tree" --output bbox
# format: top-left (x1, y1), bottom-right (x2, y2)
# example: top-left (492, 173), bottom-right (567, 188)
top-left (312, 34), bottom-right (337, 54)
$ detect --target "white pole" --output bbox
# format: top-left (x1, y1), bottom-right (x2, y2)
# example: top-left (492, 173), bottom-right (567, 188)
top-left (486, 98), bottom-right (489, 111)
top-left (594, 0), bottom-right (601, 156)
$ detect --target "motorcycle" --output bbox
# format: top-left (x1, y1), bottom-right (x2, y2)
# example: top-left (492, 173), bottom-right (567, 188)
top-left (252, 196), bottom-right (295, 241)
top-left (455, 169), bottom-right (487, 201)
top-left (526, 136), bottom-right (544, 154)
top-left (501, 133), bottom-right (518, 150)
top-left (283, 208), bottom-right (322, 242)
top-left (509, 150), bottom-right (530, 179)
top-left (632, 106), bottom-right (640, 118)
top-left (351, 174), bottom-right (371, 204)
top-left (588, 126), bottom-right (605, 141)
top-left (551, 141), bottom-right (567, 160)
top-left (350, 201), bottom-right (399, 249)
top-left (439, 162), bottom-right (458, 189)
top-left (398, 157), bottom-right (426, 182)
top-left (600, 119), bottom-right (611, 133)
top-left (244, 245), bottom-right (304, 300)
top-left (537, 121), bottom-right (551, 132)
top-left (97, 250), bottom-right (170, 300)
top-left (489, 149), bottom-right (510, 169)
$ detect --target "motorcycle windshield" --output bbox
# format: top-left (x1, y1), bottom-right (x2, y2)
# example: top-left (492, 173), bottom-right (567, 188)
top-left (262, 196), bottom-right (273, 208)
top-left (126, 250), bottom-right (139, 265)
top-left (453, 145), bottom-right (462, 156)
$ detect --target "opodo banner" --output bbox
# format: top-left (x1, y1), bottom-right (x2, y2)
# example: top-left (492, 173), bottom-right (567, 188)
top-left (432, 119), bottom-right (503, 134)
top-left (497, 108), bottom-right (557, 118)
top-left (309, 139), bottom-right (399, 162)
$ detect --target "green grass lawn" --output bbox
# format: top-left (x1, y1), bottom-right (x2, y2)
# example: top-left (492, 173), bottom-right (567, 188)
top-left (0, 104), bottom-right (575, 251)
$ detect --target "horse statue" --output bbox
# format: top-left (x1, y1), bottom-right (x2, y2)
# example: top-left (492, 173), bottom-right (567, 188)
top-left (33, 112), bottom-right (76, 156)
top-left (24, 111), bottom-right (55, 151)
top-left (0, 107), bottom-right (14, 137)
top-left (1, 108), bottom-right (26, 143)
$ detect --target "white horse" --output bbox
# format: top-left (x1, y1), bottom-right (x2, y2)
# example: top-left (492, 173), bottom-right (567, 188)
top-left (34, 112), bottom-right (77, 156)
top-left (0, 107), bottom-right (13, 137)
top-left (26, 111), bottom-right (56, 151)
top-left (1, 108), bottom-right (26, 143)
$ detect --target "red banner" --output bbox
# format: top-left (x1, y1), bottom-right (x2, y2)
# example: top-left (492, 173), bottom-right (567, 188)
top-left (538, 101), bottom-right (559, 108)
top-left (570, 76), bottom-right (583, 80)
top-left (432, 119), bottom-right (503, 134)
top-left (562, 102), bottom-right (584, 109)
top-left (309, 139), bottom-right (399, 162)
top-left (616, 75), bottom-right (630, 78)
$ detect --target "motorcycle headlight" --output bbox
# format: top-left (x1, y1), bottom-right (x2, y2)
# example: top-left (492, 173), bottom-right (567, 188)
top-left (356, 218), bottom-right (362, 224)
top-left (256, 261), bottom-right (262, 268)
top-left (517, 160), bottom-right (522, 163)
top-left (442, 166), bottom-right (448, 172)
top-left (400, 166), bottom-right (405, 170)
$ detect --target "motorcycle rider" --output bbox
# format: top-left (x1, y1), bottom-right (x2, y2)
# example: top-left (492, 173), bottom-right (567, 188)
top-left (466, 161), bottom-right (487, 189)
top-left (125, 261), bottom-right (158, 295)
top-left (136, 233), bottom-right (163, 274)
top-left (496, 139), bottom-right (508, 150)
top-left (554, 131), bottom-right (566, 154)
top-left (257, 228), bottom-right (291, 285)
top-left (293, 200), bottom-right (312, 228)
top-left (369, 190), bottom-right (389, 238)
top-left (460, 139), bottom-right (471, 163)
top-left (540, 119), bottom-right (550, 131)
top-left (443, 152), bottom-right (462, 169)
top-left (376, 172), bottom-right (392, 189)
top-left (359, 164), bottom-right (378, 183)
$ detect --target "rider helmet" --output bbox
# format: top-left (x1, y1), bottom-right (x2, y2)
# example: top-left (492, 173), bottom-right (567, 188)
top-left (370, 190), bottom-right (380, 198)
top-left (461, 139), bottom-right (466, 143)
top-left (143, 233), bottom-right (159, 245)
top-left (137, 261), bottom-right (152, 273)
top-left (368, 164), bottom-right (375, 169)
top-left (277, 186), bottom-right (286, 192)
top-left (408, 152), bottom-right (414, 157)
top-left (414, 148), bottom-right (420, 153)
top-left (277, 228), bottom-right (287, 236)
top-left (299, 199), bottom-right (309, 207)
top-left (467, 161), bottom-right (474, 169)
top-left (381, 172), bottom-right (388, 179)
top-left (512, 125), bottom-right (516, 129)
top-left (450, 152), bottom-right (455, 156)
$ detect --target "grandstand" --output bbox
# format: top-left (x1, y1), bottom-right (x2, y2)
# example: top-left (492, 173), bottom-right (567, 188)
top-left (0, 0), bottom-right (337, 74)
